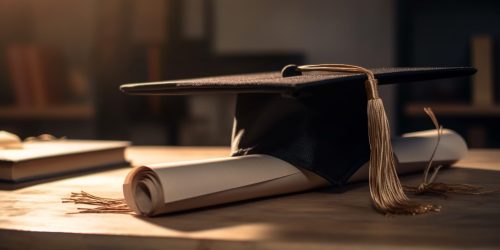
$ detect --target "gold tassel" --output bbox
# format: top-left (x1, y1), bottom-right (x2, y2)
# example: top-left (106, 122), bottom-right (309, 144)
top-left (366, 97), bottom-right (438, 214)
top-left (298, 64), bottom-right (438, 215)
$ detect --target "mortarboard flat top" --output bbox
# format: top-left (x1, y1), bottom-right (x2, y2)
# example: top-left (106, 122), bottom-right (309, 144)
top-left (120, 67), bottom-right (475, 96)
top-left (119, 66), bottom-right (476, 207)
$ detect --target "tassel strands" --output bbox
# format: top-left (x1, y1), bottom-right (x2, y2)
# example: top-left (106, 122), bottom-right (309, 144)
top-left (366, 98), bottom-right (439, 214)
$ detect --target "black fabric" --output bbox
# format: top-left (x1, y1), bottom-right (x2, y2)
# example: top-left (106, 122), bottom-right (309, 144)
top-left (231, 81), bottom-right (369, 186)
top-left (120, 67), bottom-right (475, 96)
top-left (120, 66), bottom-right (476, 185)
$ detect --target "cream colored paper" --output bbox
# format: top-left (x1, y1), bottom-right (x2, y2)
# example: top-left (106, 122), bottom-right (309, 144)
top-left (124, 129), bottom-right (468, 216)
top-left (151, 155), bottom-right (301, 203)
top-left (393, 129), bottom-right (467, 163)
top-left (349, 129), bottom-right (467, 182)
top-left (123, 155), bottom-right (327, 216)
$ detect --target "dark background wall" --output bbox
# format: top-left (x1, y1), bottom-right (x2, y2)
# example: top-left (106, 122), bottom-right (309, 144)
top-left (0, 0), bottom-right (498, 148)
top-left (397, 0), bottom-right (500, 147)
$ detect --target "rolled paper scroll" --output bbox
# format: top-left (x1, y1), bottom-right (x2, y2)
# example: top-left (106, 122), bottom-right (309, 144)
top-left (123, 129), bottom-right (467, 216)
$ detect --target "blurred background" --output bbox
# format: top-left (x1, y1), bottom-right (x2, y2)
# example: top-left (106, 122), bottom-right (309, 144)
top-left (0, 0), bottom-right (499, 147)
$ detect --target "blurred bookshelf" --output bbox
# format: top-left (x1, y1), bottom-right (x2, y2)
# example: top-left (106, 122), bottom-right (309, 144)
top-left (0, 0), bottom-right (303, 145)
top-left (0, 0), bottom-right (96, 139)
top-left (0, 105), bottom-right (94, 120)
top-left (397, 0), bottom-right (500, 148)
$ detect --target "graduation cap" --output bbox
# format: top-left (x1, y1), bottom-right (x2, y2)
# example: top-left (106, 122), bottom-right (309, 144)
top-left (120, 64), bottom-right (475, 215)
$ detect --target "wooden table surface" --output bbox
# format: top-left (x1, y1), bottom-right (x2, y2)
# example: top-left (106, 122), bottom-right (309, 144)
top-left (1, 147), bottom-right (500, 250)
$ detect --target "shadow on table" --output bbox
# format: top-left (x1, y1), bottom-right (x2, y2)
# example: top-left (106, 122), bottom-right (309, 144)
top-left (138, 166), bottom-right (500, 238)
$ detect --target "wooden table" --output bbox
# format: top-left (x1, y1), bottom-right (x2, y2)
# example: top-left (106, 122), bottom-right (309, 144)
top-left (1, 147), bottom-right (500, 250)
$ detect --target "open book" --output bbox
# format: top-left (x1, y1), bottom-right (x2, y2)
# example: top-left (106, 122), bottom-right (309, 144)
top-left (123, 129), bottom-right (467, 216)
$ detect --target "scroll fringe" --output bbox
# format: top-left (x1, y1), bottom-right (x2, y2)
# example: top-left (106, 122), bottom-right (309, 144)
top-left (62, 191), bottom-right (132, 214)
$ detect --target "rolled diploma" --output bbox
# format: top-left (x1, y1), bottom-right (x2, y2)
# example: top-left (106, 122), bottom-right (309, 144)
top-left (124, 129), bottom-right (467, 216)
top-left (349, 129), bottom-right (468, 182)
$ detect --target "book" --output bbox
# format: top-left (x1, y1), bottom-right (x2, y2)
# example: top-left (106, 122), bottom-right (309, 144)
top-left (471, 35), bottom-right (494, 106)
top-left (123, 129), bottom-right (468, 216)
top-left (5, 44), bottom-right (69, 108)
top-left (0, 140), bottom-right (130, 182)
top-left (26, 45), bottom-right (49, 107)
top-left (31, 46), bottom-right (69, 105)
top-left (5, 45), bottom-right (32, 107)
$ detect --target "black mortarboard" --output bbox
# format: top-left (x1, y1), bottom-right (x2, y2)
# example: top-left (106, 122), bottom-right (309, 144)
top-left (120, 64), bottom-right (475, 214)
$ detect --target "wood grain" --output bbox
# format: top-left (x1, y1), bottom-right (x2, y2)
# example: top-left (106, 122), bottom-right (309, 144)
top-left (1, 147), bottom-right (500, 250)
